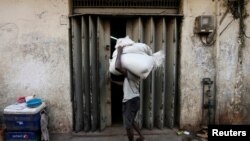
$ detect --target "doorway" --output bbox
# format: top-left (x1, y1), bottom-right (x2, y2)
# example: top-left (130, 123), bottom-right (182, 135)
top-left (71, 15), bottom-right (179, 132)
top-left (110, 18), bottom-right (126, 125)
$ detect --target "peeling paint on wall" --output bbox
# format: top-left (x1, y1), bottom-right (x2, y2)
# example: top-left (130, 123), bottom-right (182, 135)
top-left (0, 0), bottom-right (72, 133)
top-left (180, 0), bottom-right (250, 131)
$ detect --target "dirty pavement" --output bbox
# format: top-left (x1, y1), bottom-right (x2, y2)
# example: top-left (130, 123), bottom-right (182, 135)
top-left (50, 127), bottom-right (208, 141)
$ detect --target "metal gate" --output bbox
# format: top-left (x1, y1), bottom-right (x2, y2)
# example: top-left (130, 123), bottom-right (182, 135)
top-left (73, 0), bottom-right (180, 8)
top-left (71, 15), bottom-right (178, 132)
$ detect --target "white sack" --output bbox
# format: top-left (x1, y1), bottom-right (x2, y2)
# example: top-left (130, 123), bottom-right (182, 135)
top-left (109, 36), bottom-right (164, 79)
top-left (112, 43), bottom-right (152, 58)
top-left (115, 36), bottom-right (135, 48)
top-left (152, 50), bottom-right (165, 68)
top-left (109, 53), bottom-right (155, 79)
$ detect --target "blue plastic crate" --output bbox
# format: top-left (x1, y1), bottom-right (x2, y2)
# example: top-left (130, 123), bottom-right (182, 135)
top-left (3, 102), bottom-right (46, 131)
top-left (4, 113), bottom-right (41, 131)
top-left (5, 131), bottom-right (40, 141)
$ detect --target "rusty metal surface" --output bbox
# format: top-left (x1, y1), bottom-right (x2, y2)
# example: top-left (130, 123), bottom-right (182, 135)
top-left (164, 18), bottom-right (177, 128)
top-left (72, 18), bottom-right (84, 132)
top-left (73, 0), bottom-right (180, 8)
top-left (81, 16), bottom-right (91, 132)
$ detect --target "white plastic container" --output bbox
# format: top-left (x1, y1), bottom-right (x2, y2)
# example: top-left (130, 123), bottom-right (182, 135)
top-left (4, 102), bottom-right (46, 115)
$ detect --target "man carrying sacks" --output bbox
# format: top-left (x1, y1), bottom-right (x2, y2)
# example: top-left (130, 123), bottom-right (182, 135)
top-left (109, 36), bottom-right (164, 141)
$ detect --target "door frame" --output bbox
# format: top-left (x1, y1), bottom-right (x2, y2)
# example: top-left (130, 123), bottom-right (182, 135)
top-left (70, 14), bottom-right (181, 132)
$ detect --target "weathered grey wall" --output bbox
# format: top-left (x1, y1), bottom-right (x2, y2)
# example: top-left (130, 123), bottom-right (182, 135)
top-left (180, 0), bottom-right (250, 131)
top-left (0, 0), bottom-right (72, 133)
top-left (242, 0), bottom-right (250, 124)
top-left (179, 0), bottom-right (216, 131)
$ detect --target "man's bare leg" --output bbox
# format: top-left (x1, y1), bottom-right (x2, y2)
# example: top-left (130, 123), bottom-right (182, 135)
top-left (132, 122), bottom-right (146, 141)
top-left (126, 128), bottom-right (134, 141)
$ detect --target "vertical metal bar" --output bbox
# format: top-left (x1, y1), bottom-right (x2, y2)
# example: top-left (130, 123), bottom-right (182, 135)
top-left (126, 17), bottom-right (142, 42)
top-left (105, 21), bottom-right (112, 127)
top-left (126, 21), bottom-right (133, 39)
top-left (137, 17), bottom-right (144, 128)
top-left (165, 17), bottom-right (177, 128)
top-left (142, 17), bottom-right (155, 129)
top-left (97, 17), bottom-right (111, 130)
top-left (89, 16), bottom-right (99, 131)
top-left (72, 17), bottom-right (83, 132)
top-left (154, 17), bottom-right (165, 129)
top-left (82, 16), bottom-right (91, 132)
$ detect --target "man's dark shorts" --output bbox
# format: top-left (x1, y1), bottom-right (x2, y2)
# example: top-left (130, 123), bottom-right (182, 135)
top-left (122, 97), bottom-right (140, 129)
